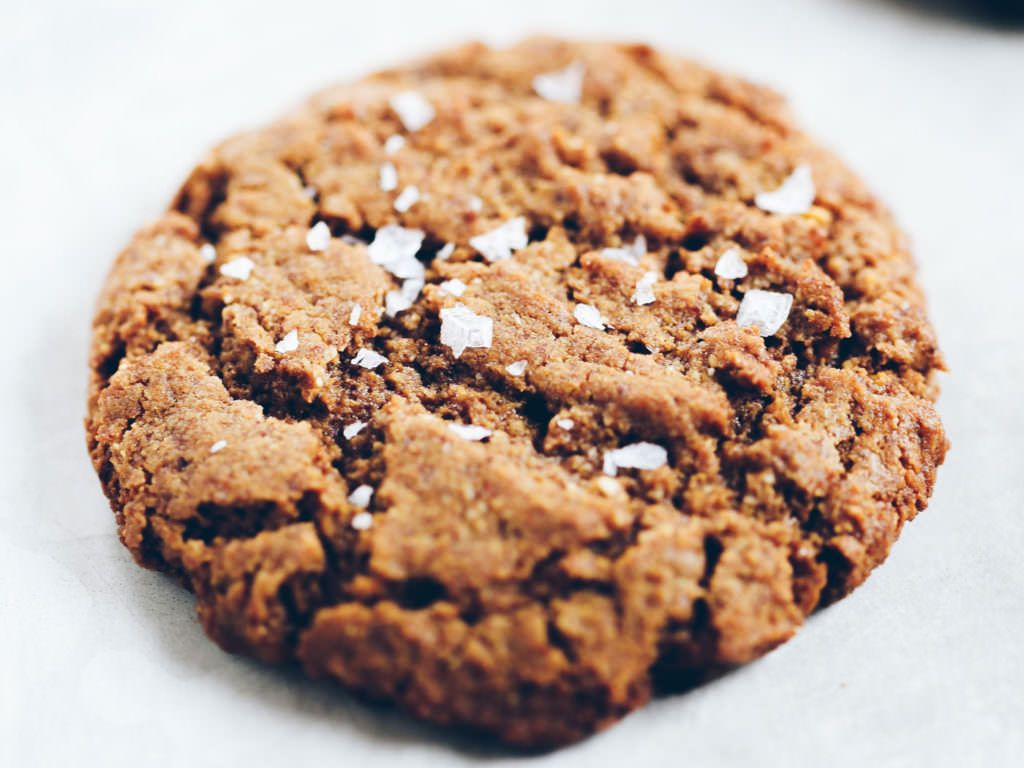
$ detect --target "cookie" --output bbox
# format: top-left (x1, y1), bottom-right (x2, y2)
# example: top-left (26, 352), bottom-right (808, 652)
top-left (86, 38), bottom-right (948, 746)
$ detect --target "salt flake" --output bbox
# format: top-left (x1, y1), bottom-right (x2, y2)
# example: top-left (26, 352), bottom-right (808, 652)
top-left (394, 185), bottom-right (420, 213)
top-left (438, 278), bottom-right (466, 297)
top-left (351, 511), bottom-right (373, 530)
top-left (306, 221), bottom-right (331, 252)
top-left (469, 217), bottom-right (528, 262)
top-left (275, 329), bottom-right (299, 354)
top-left (209, 440), bottom-right (227, 454)
top-left (367, 225), bottom-right (425, 279)
top-left (220, 257), bottom-right (254, 280)
top-left (343, 421), bottom-right (367, 439)
top-left (199, 243), bottom-right (216, 263)
top-left (435, 242), bottom-right (456, 261)
top-left (533, 61), bottom-right (586, 104)
top-left (390, 90), bottom-right (435, 132)
top-left (600, 235), bottom-right (647, 266)
top-left (348, 484), bottom-right (373, 508)
top-left (448, 423), bottom-right (492, 441)
top-left (439, 303), bottom-right (493, 359)
top-left (603, 442), bottom-right (668, 476)
top-left (556, 418), bottom-right (574, 430)
top-left (632, 270), bottom-right (658, 306)
top-left (352, 348), bottom-right (388, 369)
top-left (505, 360), bottom-right (527, 376)
top-left (736, 289), bottom-right (794, 337)
top-left (384, 134), bottom-right (405, 154)
top-left (574, 303), bottom-right (605, 330)
top-left (468, 195), bottom-right (483, 212)
top-left (385, 277), bottom-right (424, 317)
top-left (755, 164), bottom-right (815, 215)
top-left (714, 247), bottom-right (748, 279)
top-left (379, 162), bottom-right (398, 191)
top-left (348, 304), bottom-right (362, 326)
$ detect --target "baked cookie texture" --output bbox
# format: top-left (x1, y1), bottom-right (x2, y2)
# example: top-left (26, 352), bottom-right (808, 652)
top-left (86, 38), bottom-right (948, 746)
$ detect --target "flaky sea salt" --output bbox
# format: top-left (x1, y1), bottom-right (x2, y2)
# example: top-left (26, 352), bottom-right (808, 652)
top-left (384, 134), bottom-right (405, 155)
top-left (385, 277), bottom-right (424, 317)
top-left (348, 484), bottom-right (373, 508)
top-left (367, 225), bottom-right (425, 279)
top-left (755, 164), bottom-right (815, 215)
top-left (275, 330), bottom-right (299, 354)
top-left (440, 303), bottom-right (493, 358)
top-left (348, 304), bottom-right (361, 326)
top-left (351, 511), bottom-right (373, 530)
top-left (306, 221), bottom-right (331, 252)
top-left (468, 195), bottom-right (483, 213)
top-left (714, 247), bottom-right (748, 279)
top-left (600, 234), bottom-right (647, 266)
top-left (379, 162), bottom-right (398, 191)
top-left (352, 348), bottom-right (388, 369)
top-left (209, 440), bottom-right (227, 454)
top-left (602, 442), bottom-right (668, 476)
top-left (736, 289), bottom-right (794, 336)
top-left (435, 242), bottom-right (455, 261)
top-left (342, 421), bottom-right (367, 439)
top-left (469, 217), bottom-right (528, 262)
top-left (448, 423), bottom-right (493, 441)
top-left (632, 271), bottom-right (658, 306)
top-left (220, 257), bottom-right (254, 280)
top-left (199, 243), bottom-right (216, 263)
top-left (390, 90), bottom-right (435, 132)
top-left (533, 61), bottom-right (586, 103)
top-left (505, 360), bottom-right (527, 376)
top-left (393, 185), bottom-right (420, 213)
top-left (556, 418), bottom-right (574, 430)
top-left (574, 303), bottom-right (605, 330)
top-left (439, 278), bottom-right (467, 297)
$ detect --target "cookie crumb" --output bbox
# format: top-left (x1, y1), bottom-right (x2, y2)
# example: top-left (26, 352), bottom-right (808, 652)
top-left (394, 185), bottom-right (420, 213)
top-left (209, 440), bottom-right (227, 454)
top-left (440, 303), bottom-right (493, 358)
top-left (352, 348), bottom-right (388, 369)
top-left (533, 61), bottom-right (585, 103)
top-left (384, 134), bottom-right (405, 154)
top-left (348, 304), bottom-right (361, 326)
top-left (219, 257), bottom-right (254, 280)
top-left (199, 243), bottom-right (216, 263)
top-left (351, 512), bottom-right (373, 530)
top-left (343, 421), bottom-right (367, 439)
top-left (390, 90), bottom-right (435, 132)
top-left (306, 221), bottom-right (331, 252)
top-left (275, 330), bottom-right (299, 354)
top-left (448, 423), bottom-right (493, 441)
top-left (379, 162), bottom-right (398, 191)
top-left (505, 360), bottom-right (527, 376)
top-left (435, 242), bottom-right (456, 261)
top-left (439, 278), bottom-right (467, 297)
top-left (736, 289), bottom-right (794, 336)
top-left (574, 303), bottom-right (606, 330)
top-left (348, 484), bottom-right (373, 508)
top-left (755, 164), bottom-right (815, 215)
top-left (714, 247), bottom-right (748, 279)
top-left (556, 418), bottom-right (574, 430)
top-left (632, 271), bottom-right (658, 306)
top-left (469, 217), bottom-right (528, 262)
top-left (601, 234), bottom-right (646, 266)
top-left (603, 442), bottom-right (668, 476)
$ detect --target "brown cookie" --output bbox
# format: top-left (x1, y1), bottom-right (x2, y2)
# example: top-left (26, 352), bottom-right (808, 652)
top-left (85, 37), bottom-right (948, 746)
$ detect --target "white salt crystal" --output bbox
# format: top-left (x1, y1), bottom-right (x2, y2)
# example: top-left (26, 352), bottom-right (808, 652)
top-left (469, 217), bottom-right (528, 262)
top-left (603, 442), bottom-right (668, 476)
top-left (385, 277), bottom-right (424, 317)
top-left (384, 134), bottom-right (405, 155)
top-left (556, 418), bottom-right (574, 430)
top-left (468, 195), bottom-right (483, 212)
top-left (348, 304), bottom-right (362, 326)
top-left (390, 90), bottom-right (435, 132)
top-left (505, 360), bottom-right (527, 376)
top-left (533, 61), bottom-right (586, 104)
top-left (632, 270), bottom-right (658, 306)
top-left (343, 421), bottom-right (366, 439)
top-left (438, 278), bottom-right (467, 297)
top-left (574, 303), bottom-right (605, 330)
top-left (736, 289), bottom-right (794, 337)
top-left (367, 225), bottom-right (424, 279)
top-left (209, 440), bottom-right (227, 454)
top-left (714, 247), bottom-right (748, 279)
top-left (600, 234), bottom-right (647, 266)
top-left (393, 185), bottom-right (420, 213)
top-left (439, 303), bottom-right (493, 359)
top-left (448, 423), bottom-right (493, 441)
top-left (348, 484), bottom-right (373, 508)
top-left (379, 162), bottom-right (398, 191)
top-left (220, 257), bottom-right (254, 280)
top-left (351, 511), bottom-right (373, 530)
top-left (275, 329), bottom-right (299, 354)
top-left (199, 243), bottom-right (216, 263)
top-left (435, 242), bottom-right (456, 261)
top-left (306, 221), bottom-right (331, 252)
top-left (352, 348), bottom-right (388, 369)
top-left (755, 164), bottom-right (815, 215)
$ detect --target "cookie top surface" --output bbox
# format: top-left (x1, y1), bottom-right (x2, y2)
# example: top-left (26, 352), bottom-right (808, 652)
top-left (86, 38), bottom-right (948, 746)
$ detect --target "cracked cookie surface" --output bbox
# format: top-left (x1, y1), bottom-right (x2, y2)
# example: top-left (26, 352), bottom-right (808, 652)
top-left (86, 37), bottom-right (948, 746)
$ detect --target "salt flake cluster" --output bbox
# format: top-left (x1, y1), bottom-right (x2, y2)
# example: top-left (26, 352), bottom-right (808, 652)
top-left (469, 217), bottom-right (528, 262)
top-left (390, 90), bottom-right (435, 132)
top-left (440, 303), bottom-right (493, 358)
top-left (368, 225), bottom-right (425, 280)
top-left (736, 289), bottom-right (794, 337)
top-left (352, 348), bottom-right (388, 370)
top-left (602, 442), bottom-right (668, 476)
top-left (600, 235), bottom-right (646, 266)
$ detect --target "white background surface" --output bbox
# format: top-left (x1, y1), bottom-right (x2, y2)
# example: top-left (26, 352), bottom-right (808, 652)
top-left (2, 1), bottom-right (1022, 765)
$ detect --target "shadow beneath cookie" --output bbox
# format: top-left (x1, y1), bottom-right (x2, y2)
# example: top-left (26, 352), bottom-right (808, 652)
top-left (860, 0), bottom-right (1024, 27)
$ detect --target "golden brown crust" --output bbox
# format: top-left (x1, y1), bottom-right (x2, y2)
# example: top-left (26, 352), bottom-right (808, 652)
top-left (85, 37), bottom-right (948, 746)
